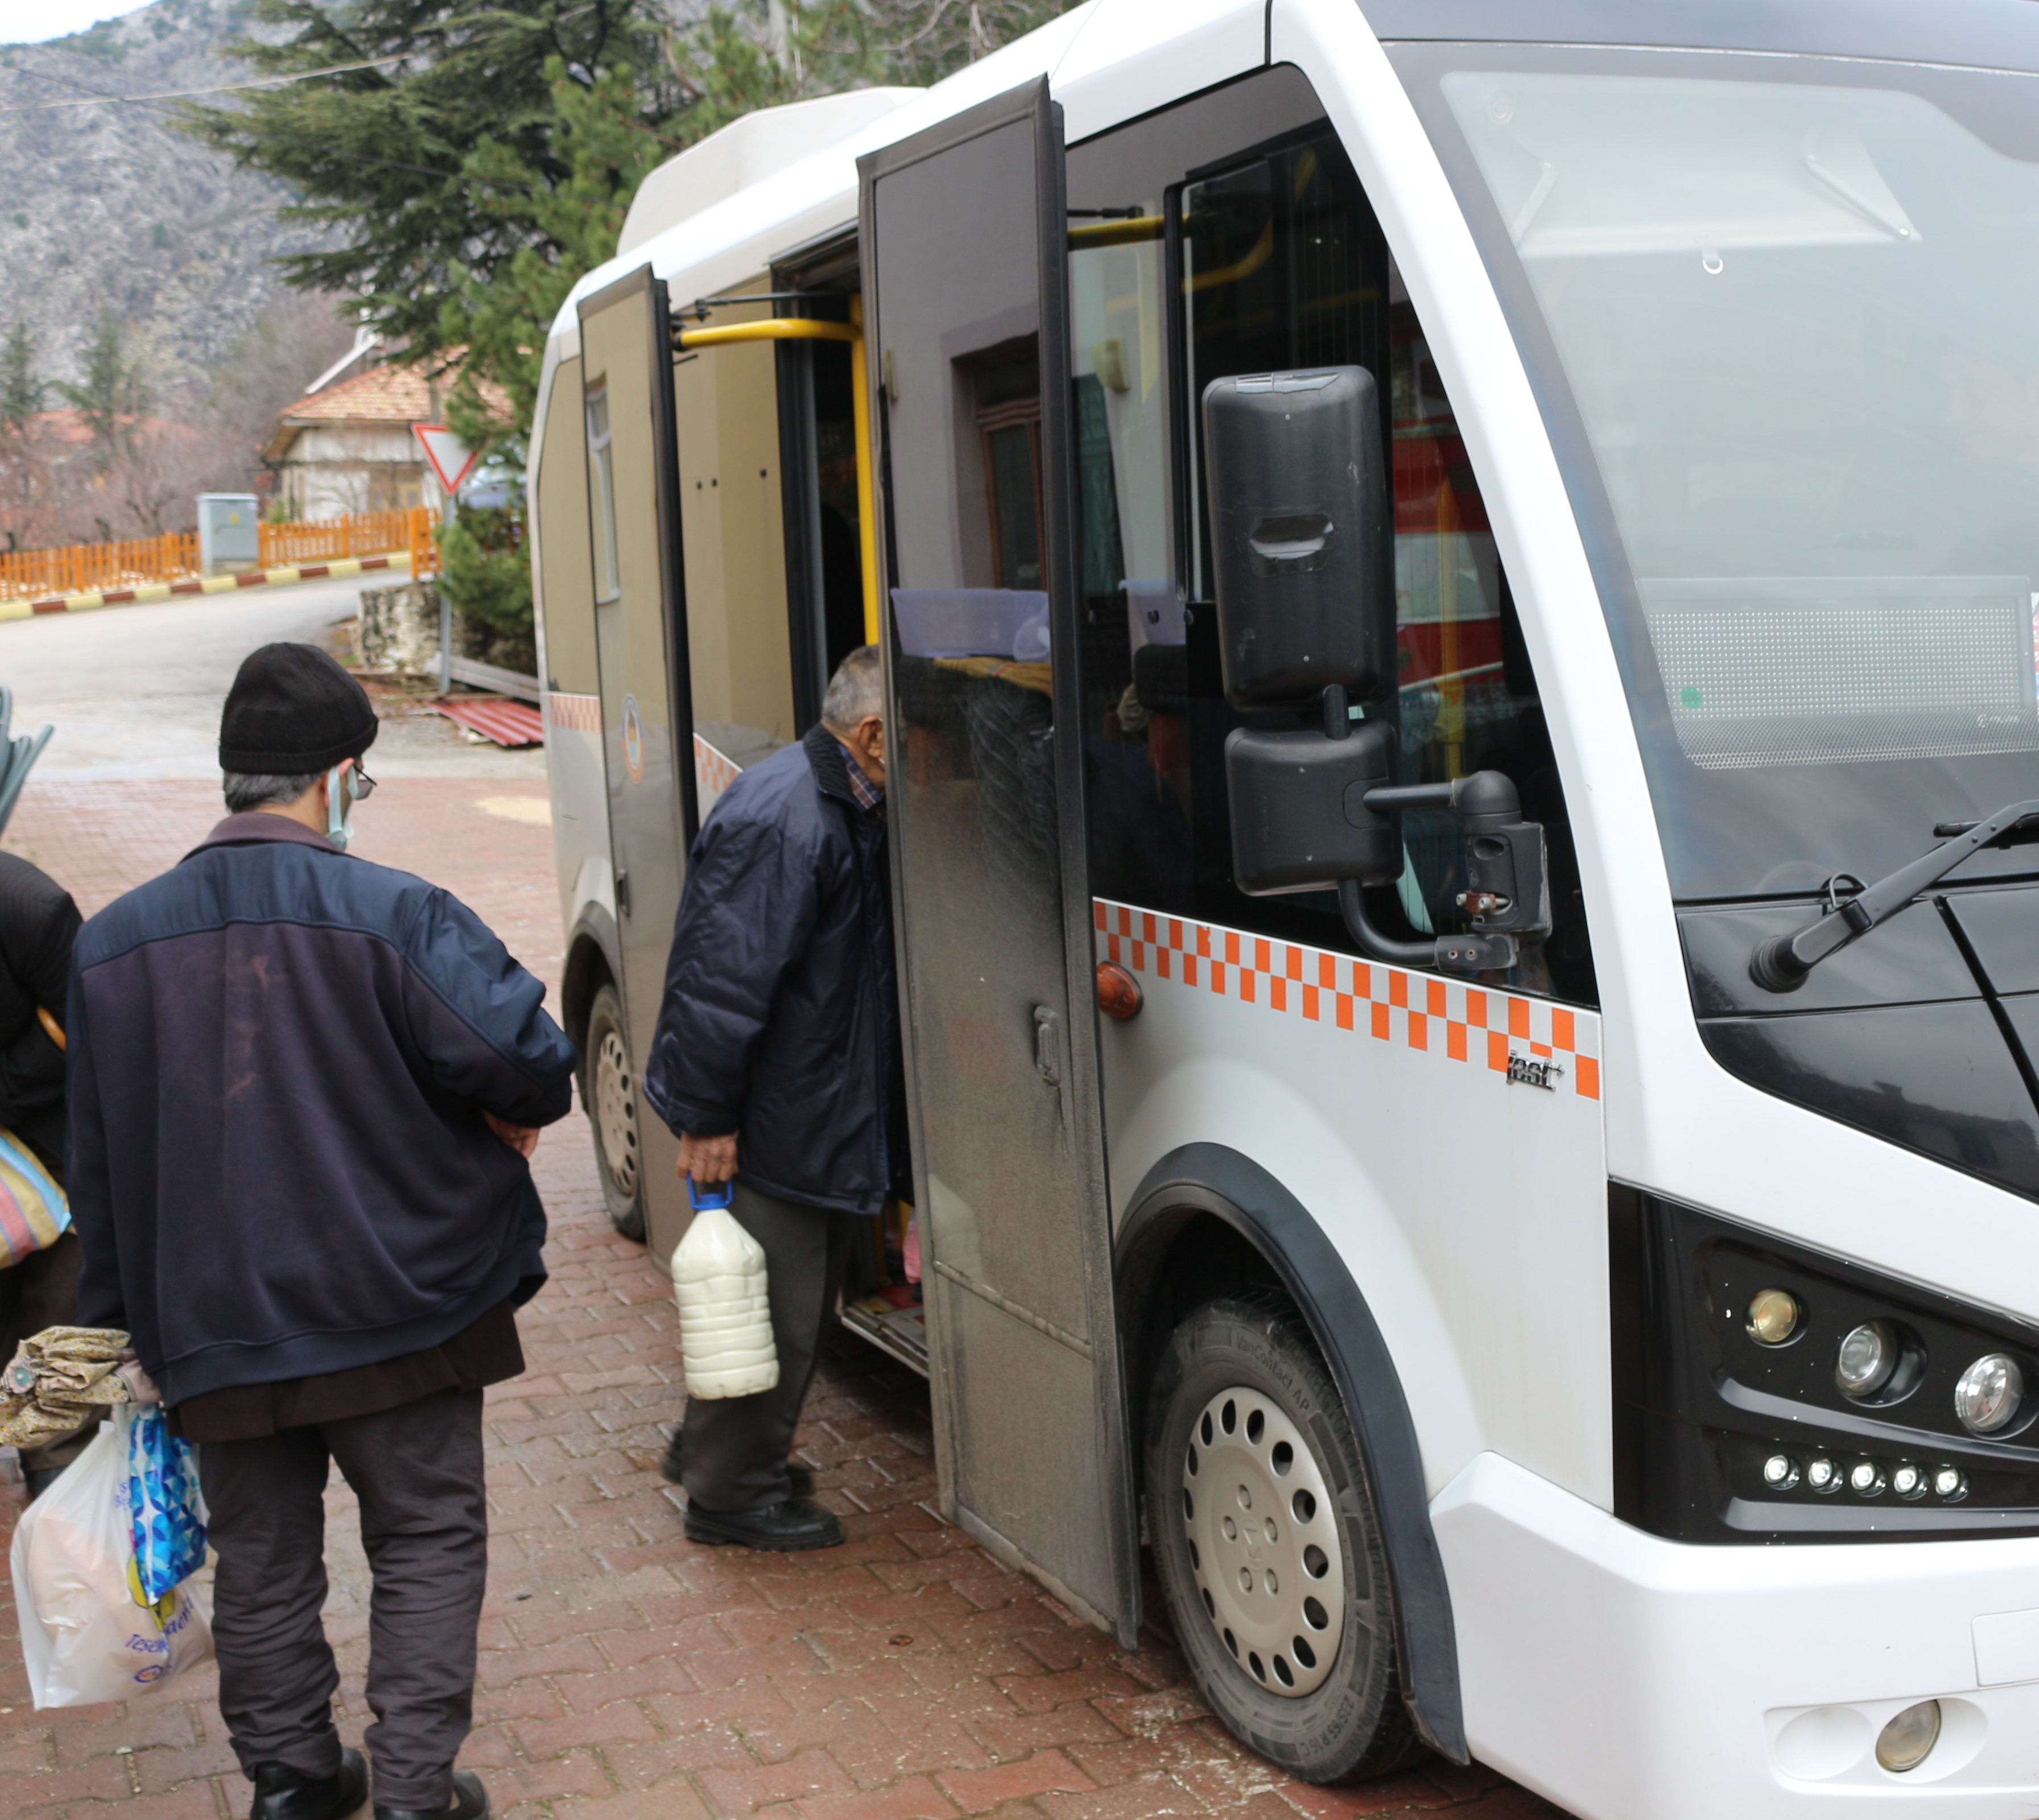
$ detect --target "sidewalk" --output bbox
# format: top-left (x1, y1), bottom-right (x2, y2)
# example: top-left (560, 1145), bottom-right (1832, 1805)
top-left (0, 776), bottom-right (1566, 1820)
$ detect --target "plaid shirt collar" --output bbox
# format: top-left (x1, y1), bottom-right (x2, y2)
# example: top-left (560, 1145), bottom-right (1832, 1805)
top-left (837, 742), bottom-right (885, 814)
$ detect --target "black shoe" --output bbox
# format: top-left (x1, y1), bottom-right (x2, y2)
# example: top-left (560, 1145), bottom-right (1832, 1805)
top-left (374, 1768), bottom-right (488, 1820)
top-left (251, 1747), bottom-right (368, 1820)
top-left (23, 1466), bottom-right (63, 1501)
top-left (685, 1497), bottom-right (844, 1551)
top-left (660, 1430), bottom-right (815, 1499)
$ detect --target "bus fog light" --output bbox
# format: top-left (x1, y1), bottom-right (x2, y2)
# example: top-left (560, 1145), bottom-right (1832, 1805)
top-left (1748, 1289), bottom-right (1801, 1346)
top-left (1806, 1456), bottom-right (1838, 1493)
top-left (1934, 1466), bottom-right (1967, 1500)
top-left (1954, 1353), bottom-right (2023, 1434)
top-left (1891, 1463), bottom-right (1924, 1499)
top-left (1850, 1460), bottom-right (1885, 1496)
top-left (1875, 1700), bottom-right (1941, 1773)
top-left (1763, 1453), bottom-right (1799, 1490)
top-left (1836, 1322), bottom-right (1898, 1398)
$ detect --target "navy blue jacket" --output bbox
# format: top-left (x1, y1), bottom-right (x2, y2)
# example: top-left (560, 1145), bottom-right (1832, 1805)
top-left (68, 814), bottom-right (577, 1407)
top-left (643, 725), bottom-right (903, 1215)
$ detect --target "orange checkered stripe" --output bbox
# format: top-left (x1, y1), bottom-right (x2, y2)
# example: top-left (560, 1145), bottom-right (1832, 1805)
top-left (545, 691), bottom-right (600, 735)
top-left (694, 735), bottom-right (739, 799)
top-left (1093, 898), bottom-right (1601, 1101)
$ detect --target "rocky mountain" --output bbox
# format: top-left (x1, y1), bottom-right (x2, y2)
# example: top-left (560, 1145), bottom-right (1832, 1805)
top-left (0, 0), bottom-right (329, 393)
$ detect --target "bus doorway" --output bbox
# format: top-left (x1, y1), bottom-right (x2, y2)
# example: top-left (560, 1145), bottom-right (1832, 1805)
top-left (860, 80), bottom-right (1140, 1645)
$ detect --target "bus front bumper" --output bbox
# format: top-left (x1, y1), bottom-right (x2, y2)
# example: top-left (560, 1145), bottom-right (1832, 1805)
top-left (1433, 1452), bottom-right (2039, 1819)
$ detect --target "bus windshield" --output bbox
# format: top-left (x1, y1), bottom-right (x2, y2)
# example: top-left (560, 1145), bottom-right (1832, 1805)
top-left (1400, 46), bottom-right (2039, 900)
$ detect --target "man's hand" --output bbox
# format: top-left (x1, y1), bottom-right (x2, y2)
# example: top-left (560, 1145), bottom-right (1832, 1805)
top-left (485, 1112), bottom-right (540, 1158)
top-left (677, 1130), bottom-right (738, 1185)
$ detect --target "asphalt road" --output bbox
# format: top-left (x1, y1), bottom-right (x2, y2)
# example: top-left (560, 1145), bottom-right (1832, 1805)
top-left (0, 576), bottom-right (544, 783)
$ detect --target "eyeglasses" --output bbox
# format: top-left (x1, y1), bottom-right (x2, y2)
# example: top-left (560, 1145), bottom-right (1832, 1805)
top-left (348, 757), bottom-right (377, 801)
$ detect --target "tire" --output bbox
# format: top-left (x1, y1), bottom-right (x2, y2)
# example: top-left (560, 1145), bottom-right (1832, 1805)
top-left (583, 983), bottom-right (646, 1241)
top-left (1146, 1297), bottom-right (1419, 1783)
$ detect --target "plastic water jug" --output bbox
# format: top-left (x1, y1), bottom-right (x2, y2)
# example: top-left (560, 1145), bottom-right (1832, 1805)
top-left (670, 1178), bottom-right (779, 1399)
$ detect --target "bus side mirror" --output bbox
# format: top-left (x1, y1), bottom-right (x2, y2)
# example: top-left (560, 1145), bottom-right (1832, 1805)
top-left (1202, 367), bottom-right (1391, 709)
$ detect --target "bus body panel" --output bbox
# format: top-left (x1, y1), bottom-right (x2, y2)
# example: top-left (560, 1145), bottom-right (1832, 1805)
top-left (1437, 1451), bottom-right (2039, 1818)
top-left (1095, 898), bottom-right (1609, 1507)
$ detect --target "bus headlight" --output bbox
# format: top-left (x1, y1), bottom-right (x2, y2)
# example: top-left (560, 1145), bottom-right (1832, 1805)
top-left (1955, 1354), bottom-right (2023, 1435)
top-left (1836, 1322), bottom-right (1898, 1398)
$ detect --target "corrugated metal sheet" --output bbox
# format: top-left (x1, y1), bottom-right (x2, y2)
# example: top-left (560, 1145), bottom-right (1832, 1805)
top-left (430, 695), bottom-right (545, 747)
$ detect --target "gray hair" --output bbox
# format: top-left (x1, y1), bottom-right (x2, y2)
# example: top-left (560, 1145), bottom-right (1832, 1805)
top-left (223, 770), bottom-right (323, 814)
top-left (821, 645), bottom-right (884, 730)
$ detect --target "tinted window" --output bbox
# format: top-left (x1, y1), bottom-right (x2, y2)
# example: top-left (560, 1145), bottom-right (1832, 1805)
top-left (1068, 77), bottom-right (1596, 1002)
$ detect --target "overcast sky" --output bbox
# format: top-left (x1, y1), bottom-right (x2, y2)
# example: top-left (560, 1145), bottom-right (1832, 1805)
top-left (0, 0), bottom-right (150, 45)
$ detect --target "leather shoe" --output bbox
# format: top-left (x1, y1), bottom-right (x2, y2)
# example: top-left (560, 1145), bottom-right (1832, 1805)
top-left (661, 1430), bottom-right (814, 1499)
top-left (374, 1768), bottom-right (488, 1820)
top-left (251, 1747), bottom-right (368, 1820)
top-left (685, 1496), bottom-right (844, 1551)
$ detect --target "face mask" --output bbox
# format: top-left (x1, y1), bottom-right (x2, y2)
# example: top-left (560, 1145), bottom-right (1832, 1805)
top-left (326, 763), bottom-right (366, 849)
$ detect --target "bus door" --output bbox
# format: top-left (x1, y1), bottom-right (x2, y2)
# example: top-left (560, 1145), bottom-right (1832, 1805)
top-left (577, 265), bottom-right (696, 1257)
top-left (860, 79), bottom-right (1141, 1644)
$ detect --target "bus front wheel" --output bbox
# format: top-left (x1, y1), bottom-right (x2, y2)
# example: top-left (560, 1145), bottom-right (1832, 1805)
top-left (1145, 1297), bottom-right (1418, 1783)
top-left (583, 983), bottom-right (646, 1242)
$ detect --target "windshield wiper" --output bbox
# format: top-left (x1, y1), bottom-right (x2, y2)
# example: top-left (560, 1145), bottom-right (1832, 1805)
top-left (1750, 799), bottom-right (2039, 993)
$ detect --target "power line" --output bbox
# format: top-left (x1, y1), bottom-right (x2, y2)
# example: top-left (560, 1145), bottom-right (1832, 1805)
top-left (0, 54), bottom-right (406, 114)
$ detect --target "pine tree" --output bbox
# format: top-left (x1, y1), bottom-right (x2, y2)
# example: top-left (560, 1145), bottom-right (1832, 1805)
top-left (0, 321), bottom-right (43, 439)
top-left (55, 311), bottom-right (147, 474)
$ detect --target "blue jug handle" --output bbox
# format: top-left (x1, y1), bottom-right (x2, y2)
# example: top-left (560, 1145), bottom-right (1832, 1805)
top-left (687, 1174), bottom-right (734, 1212)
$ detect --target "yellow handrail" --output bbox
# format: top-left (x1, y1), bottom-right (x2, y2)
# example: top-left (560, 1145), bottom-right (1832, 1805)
top-left (675, 319), bottom-right (859, 350)
top-left (672, 309), bottom-right (880, 646)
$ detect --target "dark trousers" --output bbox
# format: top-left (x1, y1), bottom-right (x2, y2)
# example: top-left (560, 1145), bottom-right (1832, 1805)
top-left (681, 1179), bottom-right (858, 1513)
top-left (0, 1229), bottom-right (90, 1472)
top-left (197, 1386), bottom-right (488, 1810)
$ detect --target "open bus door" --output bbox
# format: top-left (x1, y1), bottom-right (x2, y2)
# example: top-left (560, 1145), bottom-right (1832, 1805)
top-left (577, 265), bottom-right (696, 1256)
top-left (860, 80), bottom-right (1141, 1645)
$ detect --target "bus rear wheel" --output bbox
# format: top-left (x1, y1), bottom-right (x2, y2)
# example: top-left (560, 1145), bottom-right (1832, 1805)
top-left (584, 983), bottom-right (646, 1241)
top-left (1146, 1297), bottom-right (1417, 1783)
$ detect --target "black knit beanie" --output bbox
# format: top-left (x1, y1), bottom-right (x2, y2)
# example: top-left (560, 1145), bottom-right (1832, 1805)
top-left (218, 643), bottom-right (379, 775)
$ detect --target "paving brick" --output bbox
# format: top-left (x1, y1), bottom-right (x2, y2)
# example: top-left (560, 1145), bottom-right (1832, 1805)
top-left (696, 1745), bottom-right (860, 1812)
top-left (939, 1748), bottom-right (1099, 1813)
top-left (546, 1786), bottom-right (717, 1820)
top-left (791, 1774), bottom-right (964, 1820)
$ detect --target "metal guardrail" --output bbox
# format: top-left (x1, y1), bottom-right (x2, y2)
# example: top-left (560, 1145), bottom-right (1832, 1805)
top-left (437, 592), bottom-right (540, 703)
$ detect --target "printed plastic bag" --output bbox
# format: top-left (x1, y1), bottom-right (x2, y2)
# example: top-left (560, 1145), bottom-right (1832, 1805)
top-left (127, 1404), bottom-right (207, 1603)
top-left (9, 1406), bottom-right (213, 1707)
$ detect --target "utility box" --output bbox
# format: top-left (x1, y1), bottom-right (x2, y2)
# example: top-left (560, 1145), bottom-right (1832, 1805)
top-left (197, 494), bottom-right (260, 575)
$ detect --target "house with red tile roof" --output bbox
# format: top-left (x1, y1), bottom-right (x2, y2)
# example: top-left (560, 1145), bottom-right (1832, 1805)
top-left (262, 349), bottom-right (510, 519)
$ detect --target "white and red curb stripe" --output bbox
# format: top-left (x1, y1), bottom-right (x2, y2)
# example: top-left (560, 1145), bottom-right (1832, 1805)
top-left (0, 551), bottom-right (414, 624)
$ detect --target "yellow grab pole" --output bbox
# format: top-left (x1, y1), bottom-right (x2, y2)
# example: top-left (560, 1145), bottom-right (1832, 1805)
top-left (848, 296), bottom-right (879, 647)
top-left (669, 309), bottom-right (881, 647)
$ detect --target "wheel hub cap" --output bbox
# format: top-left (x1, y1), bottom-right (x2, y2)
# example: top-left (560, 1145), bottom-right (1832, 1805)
top-left (1182, 1386), bottom-right (1345, 1697)
top-left (595, 1028), bottom-right (640, 1195)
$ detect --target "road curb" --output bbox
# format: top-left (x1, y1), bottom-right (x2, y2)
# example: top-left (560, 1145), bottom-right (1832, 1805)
top-left (0, 551), bottom-right (414, 624)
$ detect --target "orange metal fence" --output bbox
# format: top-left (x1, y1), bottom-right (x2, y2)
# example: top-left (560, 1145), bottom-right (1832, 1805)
top-left (0, 511), bottom-right (431, 602)
top-left (260, 509), bottom-right (416, 568)
top-left (407, 504), bottom-right (440, 581)
top-left (0, 532), bottom-right (199, 602)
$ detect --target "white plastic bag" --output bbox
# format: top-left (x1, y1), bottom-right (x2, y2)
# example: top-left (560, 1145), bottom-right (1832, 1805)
top-left (671, 1179), bottom-right (779, 1400)
top-left (10, 1408), bottom-right (213, 1707)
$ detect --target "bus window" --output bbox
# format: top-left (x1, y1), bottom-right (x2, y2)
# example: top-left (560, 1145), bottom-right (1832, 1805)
top-left (585, 384), bottom-right (622, 605)
top-left (1070, 104), bottom-right (1597, 1004)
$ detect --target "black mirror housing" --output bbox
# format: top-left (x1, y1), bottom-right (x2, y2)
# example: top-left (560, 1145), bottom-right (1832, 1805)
top-left (1225, 718), bottom-right (1398, 895)
top-left (1202, 367), bottom-right (1390, 709)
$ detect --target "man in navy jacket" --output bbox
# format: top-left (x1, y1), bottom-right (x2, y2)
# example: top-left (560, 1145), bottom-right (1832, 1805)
top-left (69, 643), bottom-right (577, 1820)
top-left (645, 645), bottom-right (905, 1553)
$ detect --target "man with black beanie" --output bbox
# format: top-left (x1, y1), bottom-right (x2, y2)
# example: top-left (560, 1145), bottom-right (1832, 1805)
top-left (68, 643), bottom-right (578, 1820)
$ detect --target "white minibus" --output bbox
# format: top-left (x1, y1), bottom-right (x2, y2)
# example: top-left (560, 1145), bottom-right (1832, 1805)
top-left (528, 2), bottom-right (2039, 1811)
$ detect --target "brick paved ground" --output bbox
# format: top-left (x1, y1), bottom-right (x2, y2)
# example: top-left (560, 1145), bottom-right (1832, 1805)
top-left (0, 769), bottom-right (1569, 1820)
